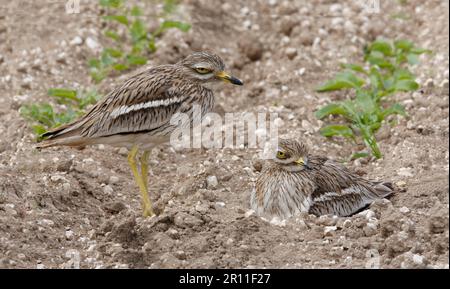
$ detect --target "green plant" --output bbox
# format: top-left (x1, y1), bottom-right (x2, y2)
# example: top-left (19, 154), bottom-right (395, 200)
top-left (90, 0), bottom-right (191, 83)
top-left (315, 39), bottom-right (431, 159)
top-left (20, 88), bottom-right (101, 140)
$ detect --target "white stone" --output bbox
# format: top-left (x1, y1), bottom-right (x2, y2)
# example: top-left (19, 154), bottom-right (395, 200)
top-left (395, 180), bottom-right (407, 188)
top-left (103, 185), bottom-right (113, 194)
top-left (324, 226), bottom-right (337, 236)
top-left (109, 176), bottom-right (119, 184)
top-left (285, 47), bottom-right (297, 59)
top-left (397, 167), bottom-right (414, 177)
top-left (50, 175), bottom-right (67, 183)
top-left (343, 219), bottom-right (352, 228)
top-left (206, 176), bottom-right (218, 189)
top-left (357, 209), bottom-right (376, 220)
top-left (86, 37), bottom-right (99, 50)
top-left (65, 230), bottom-right (74, 240)
top-left (70, 36), bottom-right (83, 46)
top-left (215, 202), bottom-right (226, 208)
top-left (270, 217), bottom-right (286, 227)
top-left (244, 209), bottom-right (255, 218)
top-left (399, 206), bottom-right (410, 214)
top-left (38, 219), bottom-right (55, 226)
top-left (329, 3), bottom-right (342, 13)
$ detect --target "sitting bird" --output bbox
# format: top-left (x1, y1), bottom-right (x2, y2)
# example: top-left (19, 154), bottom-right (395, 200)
top-left (37, 52), bottom-right (243, 217)
top-left (251, 139), bottom-right (393, 219)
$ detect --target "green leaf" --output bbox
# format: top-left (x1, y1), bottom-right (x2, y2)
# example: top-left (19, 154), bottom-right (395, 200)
top-left (148, 38), bottom-right (156, 52)
top-left (78, 90), bottom-right (102, 109)
top-left (320, 125), bottom-right (354, 138)
top-left (394, 39), bottom-right (413, 51)
top-left (369, 40), bottom-right (394, 56)
top-left (351, 152), bottom-right (369, 160)
top-left (368, 67), bottom-right (383, 91)
top-left (99, 0), bottom-right (123, 8)
top-left (126, 54), bottom-right (147, 66)
top-left (131, 6), bottom-right (143, 16)
top-left (394, 68), bottom-right (414, 80)
top-left (340, 63), bottom-right (367, 74)
top-left (315, 103), bottom-right (348, 119)
top-left (104, 48), bottom-right (123, 58)
top-left (406, 53), bottom-right (419, 65)
top-left (103, 15), bottom-right (129, 26)
top-left (104, 30), bottom-right (120, 41)
top-left (101, 50), bottom-right (115, 66)
top-left (88, 58), bottom-right (101, 69)
top-left (154, 20), bottom-right (191, 36)
top-left (393, 79), bottom-right (419, 92)
top-left (162, 20), bottom-right (191, 32)
top-left (360, 127), bottom-right (382, 159)
top-left (48, 88), bottom-right (78, 101)
top-left (163, 0), bottom-right (178, 14)
top-left (112, 63), bottom-right (129, 71)
top-left (410, 47), bottom-right (432, 54)
top-left (316, 71), bottom-right (365, 92)
top-left (366, 52), bottom-right (394, 70)
top-left (355, 90), bottom-right (377, 114)
top-left (32, 124), bottom-right (47, 138)
top-left (90, 71), bottom-right (106, 83)
top-left (382, 103), bottom-right (406, 117)
top-left (130, 20), bottom-right (147, 42)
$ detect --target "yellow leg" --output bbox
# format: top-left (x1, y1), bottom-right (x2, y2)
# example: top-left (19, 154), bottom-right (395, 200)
top-left (140, 151), bottom-right (150, 191)
top-left (127, 146), bottom-right (154, 217)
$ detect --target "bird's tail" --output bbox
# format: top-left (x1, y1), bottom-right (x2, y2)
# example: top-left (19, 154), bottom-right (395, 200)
top-left (35, 120), bottom-right (90, 149)
top-left (371, 181), bottom-right (394, 198)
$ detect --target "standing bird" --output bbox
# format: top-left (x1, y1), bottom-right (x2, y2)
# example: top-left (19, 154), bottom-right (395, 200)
top-left (37, 52), bottom-right (243, 217)
top-left (251, 139), bottom-right (393, 219)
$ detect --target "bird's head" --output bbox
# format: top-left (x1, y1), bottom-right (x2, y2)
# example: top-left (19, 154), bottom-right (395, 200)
top-left (271, 139), bottom-right (311, 171)
top-left (177, 52), bottom-right (243, 86)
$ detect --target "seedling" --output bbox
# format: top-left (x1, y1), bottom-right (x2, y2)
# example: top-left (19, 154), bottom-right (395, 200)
top-left (315, 39), bottom-right (431, 159)
top-left (20, 88), bottom-right (101, 140)
top-left (90, 0), bottom-right (191, 83)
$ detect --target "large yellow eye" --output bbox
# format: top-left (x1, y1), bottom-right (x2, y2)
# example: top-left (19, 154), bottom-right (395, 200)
top-left (195, 67), bottom-right (212, 74)
top-left (276, 151), bottom-right (286, 159)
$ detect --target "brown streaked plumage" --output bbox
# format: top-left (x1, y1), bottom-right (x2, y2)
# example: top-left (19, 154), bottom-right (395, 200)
top-left (37, 51), bottom-right (243, 217)
top-left (251, 139), bottom-right (393, 219)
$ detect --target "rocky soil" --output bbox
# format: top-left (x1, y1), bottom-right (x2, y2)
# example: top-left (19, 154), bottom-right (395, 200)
top-left (0, 0), bottom-right (448, 268)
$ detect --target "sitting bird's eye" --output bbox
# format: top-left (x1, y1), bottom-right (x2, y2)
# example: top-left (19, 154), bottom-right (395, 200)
top-left (276, 151), bottom-right (287, 159)
top-left (195, 67), bottom-right (212, 74)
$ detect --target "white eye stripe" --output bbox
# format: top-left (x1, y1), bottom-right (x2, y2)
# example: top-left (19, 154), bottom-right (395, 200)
top-left (110, 97), bottom-right (183, 119)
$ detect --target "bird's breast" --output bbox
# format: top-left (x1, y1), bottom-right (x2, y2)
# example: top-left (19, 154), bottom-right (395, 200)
top-left (253, 168), bottom-right (315, 219)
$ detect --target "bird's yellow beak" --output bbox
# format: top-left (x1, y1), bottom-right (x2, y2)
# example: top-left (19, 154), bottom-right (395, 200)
top-left (295, 157), bottom-right (305, 166)
top-left (216, 71), bottom-right (243, 85)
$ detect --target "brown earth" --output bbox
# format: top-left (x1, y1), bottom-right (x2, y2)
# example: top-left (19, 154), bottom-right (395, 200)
top-left (0, 0), bottom-right (448, 268)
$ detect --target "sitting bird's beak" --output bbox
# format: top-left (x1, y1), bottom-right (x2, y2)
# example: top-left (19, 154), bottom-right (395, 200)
top-left (295, 157), bottom-right (311, 169)
top-left (215, 71), bottom-right (243, 85)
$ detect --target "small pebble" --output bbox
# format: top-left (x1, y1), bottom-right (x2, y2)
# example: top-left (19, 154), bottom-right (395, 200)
top-left (103, 185), bottom-right (114, 194)
top-left (244, 209), bottom-right (255, 218)
top-left (399, 206), bottom-right (410, 214)
top-left (70, 36), bottom-right (83, 46)
top-left (206, 176), bottom-right (218, 189)
top-left (109, 176), bottom-right (119, 185)
top-left (324, 226), bottom-right (337, 236)
top-left (285, 47), bottom-right (297, 60)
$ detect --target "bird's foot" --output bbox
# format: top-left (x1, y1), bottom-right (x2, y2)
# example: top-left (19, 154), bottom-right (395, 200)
top-left (142, 204), bottom-right (154, 217)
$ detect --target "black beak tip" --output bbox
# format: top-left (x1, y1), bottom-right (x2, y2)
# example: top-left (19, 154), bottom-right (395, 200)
top-left (231, 77), bottom-right (244, 86)
top-left (233, 78), bottom-right (244, 85)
